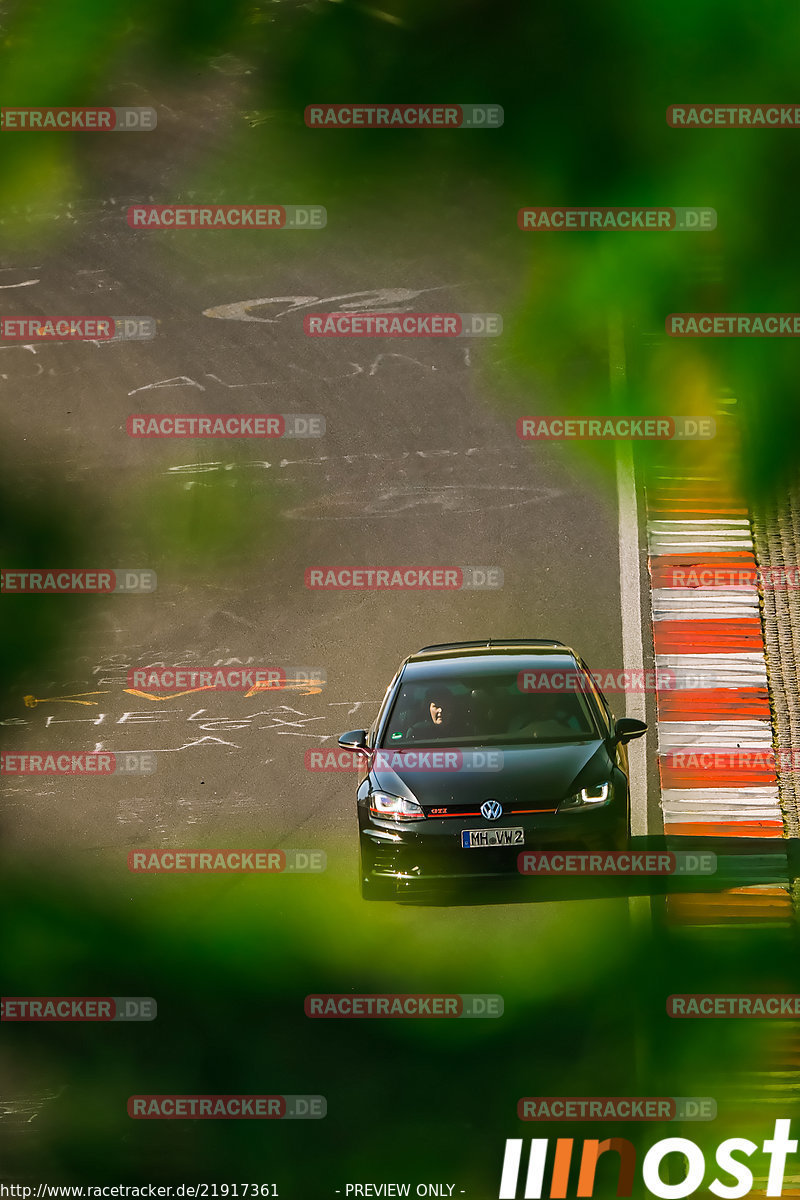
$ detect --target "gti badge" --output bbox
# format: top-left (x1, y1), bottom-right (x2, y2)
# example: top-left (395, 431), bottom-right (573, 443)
top-left (480, 800), bottom-right (503, 821)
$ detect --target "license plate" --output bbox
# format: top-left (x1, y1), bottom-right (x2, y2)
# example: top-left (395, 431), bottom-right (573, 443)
top-left (461, 827), bottom-right (524, 849)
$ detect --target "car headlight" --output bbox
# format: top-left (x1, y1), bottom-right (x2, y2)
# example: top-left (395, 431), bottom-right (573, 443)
top-left (369, 791), bottom-right (425, 822)
top-left (558, 781), bottom-right (611, 812)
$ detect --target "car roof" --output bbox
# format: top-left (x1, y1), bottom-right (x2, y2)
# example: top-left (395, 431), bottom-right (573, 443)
top-left (413, 640), bottom-right (569, 656)
top-left (401, 641), bottom-right (581, 678)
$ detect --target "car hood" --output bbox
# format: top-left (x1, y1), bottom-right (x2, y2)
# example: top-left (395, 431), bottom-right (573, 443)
top-left (369, 741), bottom-right (612, 815)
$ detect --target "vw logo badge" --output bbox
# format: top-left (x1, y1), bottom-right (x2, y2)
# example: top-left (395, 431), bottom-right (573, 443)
top-left (481, 800), bottom-right (503, 821)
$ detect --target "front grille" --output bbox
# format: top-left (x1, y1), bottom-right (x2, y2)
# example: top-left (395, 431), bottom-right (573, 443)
top-left (426, 806), bottom-right (559, 819)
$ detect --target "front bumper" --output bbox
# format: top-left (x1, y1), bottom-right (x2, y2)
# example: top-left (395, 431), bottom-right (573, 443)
top-left (358, 803), bottom-right (628, 885)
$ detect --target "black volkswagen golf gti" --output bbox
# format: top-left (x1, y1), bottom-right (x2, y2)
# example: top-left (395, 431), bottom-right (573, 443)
top-left (339, 640), bottom-right (647, 899)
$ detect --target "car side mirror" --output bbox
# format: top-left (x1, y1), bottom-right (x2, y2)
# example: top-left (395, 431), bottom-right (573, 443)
top-left (338, 729), bottom-right (368, 752)
top-left (614, 717), bottom-right (647, 744)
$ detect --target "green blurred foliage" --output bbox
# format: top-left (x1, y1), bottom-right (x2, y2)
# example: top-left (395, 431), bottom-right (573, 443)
top-left (1, 858), bottom-right (798, 1188)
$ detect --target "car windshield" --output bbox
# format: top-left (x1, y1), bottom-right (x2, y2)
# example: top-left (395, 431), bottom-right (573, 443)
top-left (379, 667), bottom-right (599, 747)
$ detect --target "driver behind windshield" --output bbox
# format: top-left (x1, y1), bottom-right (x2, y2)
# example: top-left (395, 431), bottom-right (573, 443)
top-left (404, 685), bottom-right (454, 741)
